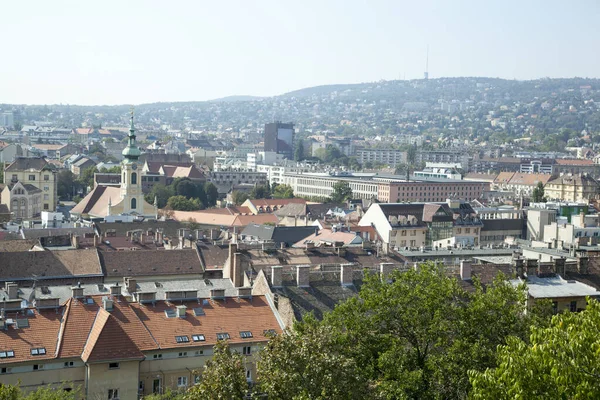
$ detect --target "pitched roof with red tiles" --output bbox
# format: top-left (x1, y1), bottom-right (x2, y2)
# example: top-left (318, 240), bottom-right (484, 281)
top-left (555, 158), bottom-right (595, 166)
top-left (130, 296), bottom-right (281, 350)
top-left (81, 308), bottom-right (145, 363)
top-left (232, 214), bottom-right (279, 227)
top-left (0, 307), bottom-right (63, 365)
top-left (494, 172), bottom-right (515, 184)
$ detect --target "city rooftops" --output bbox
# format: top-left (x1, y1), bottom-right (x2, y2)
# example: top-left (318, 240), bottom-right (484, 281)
top-left (512, 275), bottom-right (599, 299)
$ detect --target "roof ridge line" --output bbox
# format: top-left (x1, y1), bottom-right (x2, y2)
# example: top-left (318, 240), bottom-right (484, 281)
top-left (55, 297), bottom-right (72, 358)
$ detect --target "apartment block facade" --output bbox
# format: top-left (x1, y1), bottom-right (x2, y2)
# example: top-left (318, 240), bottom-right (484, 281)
top-left (3, 157), bottom-right (57, 212)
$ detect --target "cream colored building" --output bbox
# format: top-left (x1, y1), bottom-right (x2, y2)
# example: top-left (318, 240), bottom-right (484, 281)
top-left (2, 156), bottom-right (57, 211)
top-left (0, 181), bottom-right (42, 219)
top-left (0, 280), bottom-right (283, 400)
top-left (545, 174), bottom-right (600, 202)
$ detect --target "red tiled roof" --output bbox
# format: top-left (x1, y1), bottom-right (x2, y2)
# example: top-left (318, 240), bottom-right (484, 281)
top-left (82, 308), bottom-right (144, 362)
top-left (0, 308), bottom-right (63, 365)
top-left (555, 159), bottom-right (595, 166)
top-left (130, 296), bottom-right (281, 350)
top-left (232, 214), bottom-right (279, 227)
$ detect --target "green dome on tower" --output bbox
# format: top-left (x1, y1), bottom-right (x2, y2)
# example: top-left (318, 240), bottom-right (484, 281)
top-left (122, 110), bottom-right (142, 161)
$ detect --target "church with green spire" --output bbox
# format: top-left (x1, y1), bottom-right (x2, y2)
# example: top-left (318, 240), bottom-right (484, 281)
top-left (70, 111), bottom-right (157, 219)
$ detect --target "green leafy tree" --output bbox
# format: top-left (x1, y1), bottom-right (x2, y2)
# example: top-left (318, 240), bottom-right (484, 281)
top-left (470, 298), bottom-right (600, 399)
top-left (57, 170), bottom-right (77, 200)
top-left (295, 140), bottom-right (305, 161)
top-left (330, 181), bottom-right (353, 203)
top-left (145, 184), bottom-right (175, 208)
top-left (13, 121), bottom-right (22, 132)
top-left (185, 341), bottom-right (248, 400)
top-left (324, 264), bottom-right (535, 399)
top-left (532, 181), bottom-right (546, 202)
top-left (250, 185), bottom-right (270, 200)
top-left (407, 144), bottom-right (417, 165)
top-left (272, 184), bottom-right (294, 199)
top-left (167, 195), bottom-right (200, 211)
top-left (78, 166), bottom-right (98, 191)
top-left (204, 182), bottom-right (219, 207)
top-left (0, 383), bottom-right (81, 400)
top-left (314, 148), bottom-right (326, 161)
top-left (0, 163), bottom-right (3, 184)
top-left (257, 317), bottom-right (369, 400)
top-left (231, 190), bottom-right (249, 206)
top-left (174, 179), bottom-right (198, 199)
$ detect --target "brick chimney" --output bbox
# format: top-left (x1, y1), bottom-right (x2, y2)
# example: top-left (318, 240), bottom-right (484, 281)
top-left (110, 282), bottom-right (122, 296)
top-left (554, 257), bottom-right (566, 277)
top-left (514, 258), bottom-right (525, 279)
top-left (71, 234), bottom-right (80, 249)
top-left (271, 266), bottom-right (283, 288)
top-left (340, 264), bottom-right (354, 286)
top-left (71, 282), bottom-right (84, 298)
top-left (459, 260), bottom-right (472, 280)
top-left (526, 259), bottom-right (537, 277)
top-left (380, 263), bottom-right (395, 280)
top-left (124, 277), bottom-right (137, 293)
top-left (578, 256), bottom-right (589, 274)
top-left (232, 252), bottom-right (244, 288)
top-left (296, 265), bottom-right (310, 287)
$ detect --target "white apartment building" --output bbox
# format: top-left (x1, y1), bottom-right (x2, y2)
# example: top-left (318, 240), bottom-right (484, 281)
top-left (355, 149), bottom-right (407, 167)
top-left (281, 172), bottom-right (380, 200)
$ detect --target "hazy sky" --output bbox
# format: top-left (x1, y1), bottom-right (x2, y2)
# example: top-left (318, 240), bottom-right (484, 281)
top-left (1, 0), bottom-right (598, 105)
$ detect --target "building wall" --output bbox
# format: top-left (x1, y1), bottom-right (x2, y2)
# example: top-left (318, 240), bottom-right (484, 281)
top-left (87, 360), bottom-right (140, 400)
top-left (0, 360), bottom-right (85, 393)
top-left (526, 209), bottom-right (556, 241)
top-left (4, 168), bottom-right (57, 211)
top-left (390, 227), bottom-right (427, 249)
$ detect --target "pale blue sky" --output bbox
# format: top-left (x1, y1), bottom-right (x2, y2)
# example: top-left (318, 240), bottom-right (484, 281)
top-left (1, 0), bottom-right (598, 105)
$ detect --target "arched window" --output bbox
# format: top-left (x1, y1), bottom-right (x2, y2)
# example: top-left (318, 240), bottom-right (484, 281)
top-left (131, 198), bottom-right (137, 209)
top-left (131, 172), bottom-right (137, 185)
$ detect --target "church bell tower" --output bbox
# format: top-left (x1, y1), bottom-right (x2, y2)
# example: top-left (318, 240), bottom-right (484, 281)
top-left (120, 110), bottom-right (143, 214)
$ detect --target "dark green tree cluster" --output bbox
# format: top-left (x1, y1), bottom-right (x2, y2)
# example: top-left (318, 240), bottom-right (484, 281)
top-left (0, 384), bottom-right (81, 400)
top-left (181, 264), bottom-right (559, 399)
top-left (314, 144), bottom-right (361, 169)
top-left (145, 179), bottom-right (219, 211)
top-left (532, 181), bottom-right (546, 202)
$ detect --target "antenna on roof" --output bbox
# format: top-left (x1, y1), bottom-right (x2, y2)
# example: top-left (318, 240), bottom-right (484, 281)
top-left (424, 45), bottom-right (429, 80)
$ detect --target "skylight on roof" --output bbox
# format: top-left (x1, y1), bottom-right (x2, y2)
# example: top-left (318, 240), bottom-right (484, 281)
top-left (240, 331), bottom-right (253, 339)
top-left (0, 350), bottom-right (14, 358)
top-left (263, 329), bottom-right (277, 336)
top-left (165, 309), bottom-right (177, 318)
top-left (216, 332), bottom-right (230, 340)
top-left (31, 348), bottom-right (46, 356)
top-left (193, 308), bottom-right (205, 317)
top-left (175, 336), bottom-right (189, 343)
top-left (192, 334), bottom-right (205, 342)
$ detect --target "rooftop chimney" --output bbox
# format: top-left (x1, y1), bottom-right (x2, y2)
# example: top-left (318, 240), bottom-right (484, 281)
top-left (526, 259), bottom-right (537, 277)
top-left (380, 263), bottom-right (395, 280)
top-left (340, 264), bottom-right (354, 286)
top-left (176, 305), bottom-right (187, 318)
top-left (71, 283), bottom-right (84, 299)
top-left (460, 260), bottom-right (472, 280)
top-left (124, 277), bottom-right (137, 293)
top-left (102, 296), bottom-right (114, 311)
top-left (271, 266), bottom-right (283, 288)
top-left (110, 282), bottom-right (121, 296)
top-left (514, 258), bottom-right (525, 279)
top-left (296, 265), bottom-right (310, 287)
top-left (5, 282), bottom-right (18, 299)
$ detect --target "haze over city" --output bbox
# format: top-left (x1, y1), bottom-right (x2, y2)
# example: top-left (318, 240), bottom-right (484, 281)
top-left (1, 0), bottom-right (599, 105)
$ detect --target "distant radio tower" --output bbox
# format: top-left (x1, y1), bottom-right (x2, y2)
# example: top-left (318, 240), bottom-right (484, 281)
top-left (424, 45), bottom-right (429, 80)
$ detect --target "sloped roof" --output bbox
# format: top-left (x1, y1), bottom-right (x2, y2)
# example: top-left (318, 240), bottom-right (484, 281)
top-left (130, 296), bottom-right (281, 350)
top-left (241, 225), bottom-right (316, 245)
top-left (232, 214), bottom-right (279, 227)
top-left (293, 229), bottom-right (362, 248)
top-left (5, 157), bottom-right (51, 171)
top-left (70, 185), bottom-right (121, 217)
top-left (555, 159), bottom-right (595, 166)
top-left (0, 239), bottom-right (39, 252)
top-left (81, 308), bottom-right (145, 363)
top-left (508, 173), bottom-right (553, 186)
top-left (99, 248), bottom-right (203, 277)
top-left (0, 249), bottom-right (103, 282)
top-left (494, 171), bottom-right (515, 184)
top-left (0, 307), bottom-right (63, 365)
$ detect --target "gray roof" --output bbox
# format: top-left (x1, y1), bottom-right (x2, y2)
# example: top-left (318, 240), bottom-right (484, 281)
top-left (5, 157), bottom-right (52, 171)
top-left (512, 275), bottom-right (600, 298)
top-left (241, 225), bottom-right (316, 246)
top-left (23, 227), bottom-right (95, 240)
top-left (5, 278), bottom-right (237, 305)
